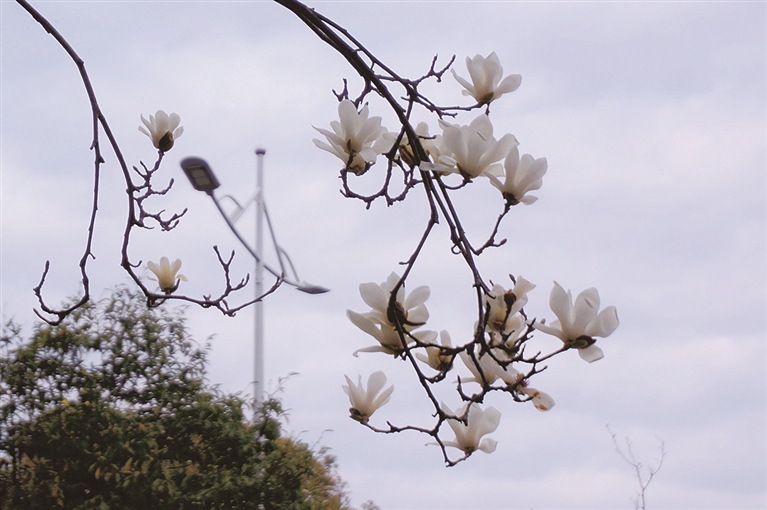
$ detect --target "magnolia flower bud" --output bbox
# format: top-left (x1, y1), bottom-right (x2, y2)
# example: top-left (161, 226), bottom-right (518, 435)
top-left (147, 257), bottom-right (187, 294)
top-left (139, 110), bottom-right (184, 153)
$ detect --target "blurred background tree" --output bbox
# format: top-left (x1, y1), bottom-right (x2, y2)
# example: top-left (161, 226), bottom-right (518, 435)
top-left (0, 287), bottom-right (352, 509)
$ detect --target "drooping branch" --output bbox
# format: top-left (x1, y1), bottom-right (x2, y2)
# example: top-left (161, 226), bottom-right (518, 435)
top-left (18, 0), bottom-right (282, 322)
top-left (18, 0), bottom-right (109, 324)
top-left (271, 0), bottom-right (573, 465)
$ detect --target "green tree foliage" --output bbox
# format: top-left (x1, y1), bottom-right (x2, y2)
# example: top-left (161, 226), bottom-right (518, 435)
top-left (0, 287), bottom-right (350, 509)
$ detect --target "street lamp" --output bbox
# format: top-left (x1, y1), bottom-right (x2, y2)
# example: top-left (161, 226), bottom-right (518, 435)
top-left (180, 152), bottom-right (329, 413)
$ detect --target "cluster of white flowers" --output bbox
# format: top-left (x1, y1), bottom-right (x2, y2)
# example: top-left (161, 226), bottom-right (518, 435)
top-left (345, 273), bottom-right (618, 454)
top-left (314, 52), bottom-right (547, 206)
top-left (312, 51), bottom-right (619, 463)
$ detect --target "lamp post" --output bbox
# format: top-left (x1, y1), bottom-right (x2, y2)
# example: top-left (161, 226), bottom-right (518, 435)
top-left (180, 153), bottom-right (328, 415)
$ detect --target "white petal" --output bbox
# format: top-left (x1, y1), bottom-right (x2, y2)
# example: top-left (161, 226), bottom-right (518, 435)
top-left (578, 344), bottom-right (604, 363)
top-left (585, 306), bottom-right (620, 338)
top-left (475, 406), bottom-right (501, 437)
top-left (366, 371), bottom-right (388, 397)
top-left (451, 69), bottom-right (476, 97)
top-left (346, 310), bottom-right (383, 341)
top-left (404, 285), bottom-right (430, 309)
top-left (531, 319), bottom-right (564, 340)
top-left (548, 282), bottom-right (573, 326)
top-left (407, 304), bottom-right (429, 325)
top-left (337, 100), bottom-right (359, 134)
top-left (478, 438), bottom-right (498, 454)
top-left (371, 383), bottom-right (394, 410)
top-left (313, 139), bottom-right (345, 160)
top-left (359, 282), bottom-right (388, 312)
top-left (412, 329), bottom-right (437, 343)
top-left (535, 392), bottom-right (555, 411)
top-left (352, 345), bottom-right (390, 357)
top-left (495, 74), bottom-right (522, 96)
top-left (342, 375), bottom-right (358, 400)
top-left (168, 113), bottom-right (181, 131)
top-left (572, 288), bottom-right (600, 333)
top-left (358, 147), bottom-right (378, 163)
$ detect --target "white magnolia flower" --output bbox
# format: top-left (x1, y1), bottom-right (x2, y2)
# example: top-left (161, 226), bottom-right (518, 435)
top-left (486, 146), bottom-right (547, 205)
top-left (441, 402), bottom-right (501, 454)
top-left (348, 312), bottom-right (435, 356)
top-left (534, 282), bottom-right (620, 363)
top-left (347, 272), bottom-right (431, 356)
top-left (484, 276), bottom-right (535, 337)
top-left (415, 330), bottom-right (455, 372)
top-left (519, 385), bottom-right (555, 412)
top-left (147, 257), bottom-right (187, 294)
top-left (427, 115), bottom-right (517, 179)
top-left (460, 352), bottom-right (554, 412)
top-left (398, 122), bottom-right (442, 168)
top-left (460, 350), bottom-right (520, 386)
top-left (452, 52), bottom-right (522, 105)
top-left (139, 110), bottom-right (183, 152)
top-left (313, 99), bottom-right (389, 175)
top-left (343, 371), bottom-right (394, 423)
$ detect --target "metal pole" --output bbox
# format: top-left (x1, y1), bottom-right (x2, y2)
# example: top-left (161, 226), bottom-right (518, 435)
top-left (254, 148), bottom-right (266, 413)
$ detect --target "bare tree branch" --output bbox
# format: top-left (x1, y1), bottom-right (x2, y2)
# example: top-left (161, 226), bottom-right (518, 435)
top-left (608, 425), bottom-right (667, 510)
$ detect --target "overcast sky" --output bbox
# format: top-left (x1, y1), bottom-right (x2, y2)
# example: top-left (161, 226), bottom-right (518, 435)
top-left (1, 1), bottom-right (765, 508)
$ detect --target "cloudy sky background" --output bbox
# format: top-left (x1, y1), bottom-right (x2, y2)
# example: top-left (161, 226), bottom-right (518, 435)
top-left (1, 1), bottom-right (765, 508)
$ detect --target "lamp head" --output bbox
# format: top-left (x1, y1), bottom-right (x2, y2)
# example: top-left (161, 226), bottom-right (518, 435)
top-left (296, 282), bottom-right (330, 295)
top-left (181, 157), bottom-right (221, 194)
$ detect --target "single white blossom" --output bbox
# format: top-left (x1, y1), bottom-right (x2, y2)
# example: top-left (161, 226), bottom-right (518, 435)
top-left (460, 350), bottom-right (520, 386)
top-left (441, 402), bottom-right (501, 454)
top-left (484, 276), bottom-right (535, 337)
top-left (347, 312), bottom-right (435, 356)
top-left (147, 257), bottom-right (187, 294)
top-left (347, 272), bottom-right (431, 356)
top-left (488, 314), bottom-right (527, 349)
top-left (313, 99), bottom-right (389, 175)
top-left (398, 122), bottom-right (442, 168)
top-left (486, 146), bottom-right (547, 205)
top-left (415, 330), bottom-right (455, 372)
top-left (459, 352), bottom-right (554, 411)
top-left (426, 115), bottom-right (517, 179)
top-left (534, 282), bottom-right (620, 362)
top-left (139, 110), bottom-right (183, 152)
top-left (342, 371), bottom-right (394, 423)
top-left (452, 52), bottom-right (522, 105)
top-left (519, 385), bottom-right (555, 412)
